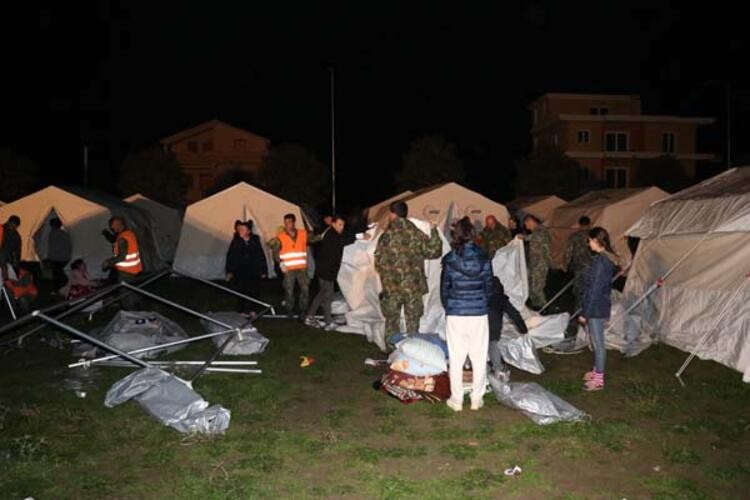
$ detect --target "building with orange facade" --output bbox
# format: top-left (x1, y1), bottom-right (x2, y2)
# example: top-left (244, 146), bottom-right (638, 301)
top-left (161, 119), bottom-right (270, 202)
top-left (528, 94), bottom-right (716, 188)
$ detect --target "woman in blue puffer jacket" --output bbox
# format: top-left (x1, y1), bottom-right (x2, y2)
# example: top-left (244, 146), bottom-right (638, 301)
top-left (440, 217), bottom-right (494, 412)
top-left (579, 226), bottom-right (619, 392)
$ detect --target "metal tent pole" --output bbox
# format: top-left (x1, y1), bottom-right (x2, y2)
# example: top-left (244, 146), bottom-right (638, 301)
top-left (2, 286), bottom-right (17, 320)
top-left (120, 283), bottom-right (236, 331)
top-left (67, 327), bottom-right (240, 368)
top-left (33, 311), bottom-right (152, 369)
top-left (171, 271), bottom-right (275, 313)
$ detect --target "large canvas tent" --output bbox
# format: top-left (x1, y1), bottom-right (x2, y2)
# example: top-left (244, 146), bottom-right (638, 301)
top-left (394, 183), bottom-right (509, 232)
top-left (623, 167), bottom-right (750, 381)
top-left (0, 186), bottom-right (165, 278)
top-left (507, 195), bottom-right (566, 224)
top-left (547, 187), bottom-right (668, 268)
top-left (124, 194), bottom-right (183, 262)
top-left (365, 191), bottom-right (414, 226)
top-left (173, 182), bottom-right (305, 280)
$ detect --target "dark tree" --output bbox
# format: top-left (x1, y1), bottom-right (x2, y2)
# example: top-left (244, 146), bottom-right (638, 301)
top-left (396, 135), bottom-right (466, 191)
top-left (204, 168), bottom-right (258, 198)
top-left (0, 147), bottom-right (39, 201)
top-left (635, 156), bottom-right (693, 193)
top-left (117, 147), bottom-right (188, 207)
top-left (514, 146), bottom-right (586, 199)
top-left (258, 144), bottom-right (330, 207)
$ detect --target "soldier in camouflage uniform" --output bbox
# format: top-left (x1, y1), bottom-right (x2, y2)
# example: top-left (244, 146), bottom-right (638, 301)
top-left (476, 215), bottom-right (511, 258)
top-left (374, 201), bottom-right (443, 344)
top-left (564, 216), bottom-right (593, 311)
top-left (517, 214), bottom-right (551, 309)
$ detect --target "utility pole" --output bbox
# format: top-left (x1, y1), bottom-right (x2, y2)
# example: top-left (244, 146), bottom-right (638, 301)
top-left (83, 145), bottom-right (89, 189)
top-left (329, 66), bottom-right (336, 214)
top-left (726, 82), bottom-right (732, 170)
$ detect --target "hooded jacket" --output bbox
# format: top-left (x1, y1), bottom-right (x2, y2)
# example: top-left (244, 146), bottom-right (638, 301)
top-left (582, 252), bottom-right (618, 319)
top-left (440, 242), bottom-right (494, 316)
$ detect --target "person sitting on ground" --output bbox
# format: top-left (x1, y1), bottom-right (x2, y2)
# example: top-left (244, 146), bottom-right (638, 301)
top-left (487, 276), bottom-right (528, 374)
top-left (225, 221), bottom-right (267, 318)
top-left (579, 227), bottom-right (618, 392)
top-left (60, 259), bottom-right (98, 300)
top-left (440, 216), bottom-right (494, 412)
top-left (3, 263), bottom-right (38, 312)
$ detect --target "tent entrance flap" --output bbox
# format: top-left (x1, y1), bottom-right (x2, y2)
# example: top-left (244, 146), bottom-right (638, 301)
top-left (32, 207), bottom-right (62, 262)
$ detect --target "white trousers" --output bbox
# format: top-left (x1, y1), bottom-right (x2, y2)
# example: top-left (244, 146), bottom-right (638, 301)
top-left (446, 314), bottom-right (489, 405)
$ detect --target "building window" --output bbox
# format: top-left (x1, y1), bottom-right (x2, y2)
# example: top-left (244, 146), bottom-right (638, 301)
top-left (605, 132), bottom-right (628, 152)
top-left (589, 106), bottom-right (609, 116)
top-left (605, 167), bottom-right (628, 188)
top-left (577, 130), bottom-right (590, 144)
top-left (234, 139), bottom-right (247, 151)
top-left (662, 132), bottom-right (676, 154)
top-left (202, 141), bottom-right (213, 152)
top-left (187, 141), bottom-right (198, 153)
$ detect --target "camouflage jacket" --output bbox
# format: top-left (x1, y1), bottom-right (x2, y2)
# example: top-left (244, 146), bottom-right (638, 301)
top-left (374, 217), bottom-right (443, 294)
top-left (564, 229), bottom-right (593, 273)
top-left (528, 225), bottom-right (552, 268)
top-left (477, 225), bottom-right (511, 258)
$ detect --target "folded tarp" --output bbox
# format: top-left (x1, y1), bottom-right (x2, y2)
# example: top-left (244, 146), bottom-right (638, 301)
top-left (200, 312), bottom-right (269, 355)
top-left (95, 311), bottom-right (189, 359)
top-left (105, 367), bottom-right (230, 434)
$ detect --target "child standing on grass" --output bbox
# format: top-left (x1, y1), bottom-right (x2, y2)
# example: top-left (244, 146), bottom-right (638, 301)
top-left (440, 217), bottom-right (494, 412)
top-left (579, 227), bottom-right (618, 392)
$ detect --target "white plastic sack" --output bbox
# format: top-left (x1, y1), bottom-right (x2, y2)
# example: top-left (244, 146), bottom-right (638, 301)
top-left (396, 336), bottom-right (447, 372)
top-left (200, 312), bottom-right (269, 355)
top-left (488, 372), bottom-right (587, 425)
top-left (96, 311), bottom-right (189, 359)
top-left (105, 367), bottom-right (230, 435)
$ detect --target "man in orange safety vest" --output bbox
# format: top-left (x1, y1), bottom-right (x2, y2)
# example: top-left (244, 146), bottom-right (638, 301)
top-left (268, 213), bottom-right (309, 319)
top-left (102, 217), bottom-right (142, 309)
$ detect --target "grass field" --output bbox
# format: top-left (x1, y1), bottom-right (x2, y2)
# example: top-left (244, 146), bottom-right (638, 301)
top-left (1, 277), bottom-right (749, 499)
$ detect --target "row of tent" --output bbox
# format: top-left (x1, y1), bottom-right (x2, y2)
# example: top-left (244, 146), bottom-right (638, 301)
top-left (1, 172), bottom-right (748, 380)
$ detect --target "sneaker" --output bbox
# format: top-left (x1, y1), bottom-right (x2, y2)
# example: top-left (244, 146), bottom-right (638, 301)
top-left (303, 316), bottom-right (320, 327)
top-left (582, 370), bottom-right (596, 382)
top-left (323, 322), bottom-right (338, 331)
top-left (446, 399), bottom-right (463, 412)
top-left (470, 398), bottom-right (485, 411)
top-left (583, 375), bottom-right (604, 392)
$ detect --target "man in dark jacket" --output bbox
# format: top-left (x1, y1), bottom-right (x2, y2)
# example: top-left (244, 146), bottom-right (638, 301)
top-left (45, 218), bottom-right (72, 289)
top-left (0, 215), bottom-right (22, 280)
top-left (225, 220), bottom-right (268, 317)
top-left (305, 216), bottom-right (367, 329)
top-left (487, 277), bottom-right (528, 373)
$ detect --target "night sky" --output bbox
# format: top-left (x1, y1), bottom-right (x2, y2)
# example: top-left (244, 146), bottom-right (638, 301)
top-left (2, 2), bottom-right (748, 210)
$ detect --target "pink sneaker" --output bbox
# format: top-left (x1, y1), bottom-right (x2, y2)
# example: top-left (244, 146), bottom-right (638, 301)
top-left (583, 373), bottom-right (604, 391)
top-left (582, 370), bottom-right (596, 382)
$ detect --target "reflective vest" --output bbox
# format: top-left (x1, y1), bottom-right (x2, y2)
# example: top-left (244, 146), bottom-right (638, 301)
top-left (114, 229), bottom-right (143, 275)
top-left (278, 229), bottom-right (308, 271)
top-left (5, 269), bottom-right (38, 299)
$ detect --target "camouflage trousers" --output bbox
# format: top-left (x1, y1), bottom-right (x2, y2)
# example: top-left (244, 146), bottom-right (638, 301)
top-left (380, 287), bottom-right (424, 343)
top-left (528, 264), bottom-right (549, 308)
top-left (572, 271), bottom-right (586, 311)
top-left (283, 269), bottom-right (309, 315)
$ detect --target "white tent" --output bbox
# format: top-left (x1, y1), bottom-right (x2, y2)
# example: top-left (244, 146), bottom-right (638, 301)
top-left (400, 183), bottom-right (509, 231)
top-left (365, 191), bottom-right (414, 225)
top-left (507, 195), bottom-right (567, 224)
top-left (173, 182), bottom-right (305, 280)
top-left (547, 187), bottom-right (668, 268)
top-left (124, 194), bottom-right (183, 262)
top-left (0, 186), bottom-right (165, 278)
top-left (622, 167), bottom-right (750, 381)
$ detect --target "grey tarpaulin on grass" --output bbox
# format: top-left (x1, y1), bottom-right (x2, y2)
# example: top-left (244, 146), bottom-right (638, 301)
top-left (95, 311), bottom-right (189, 359)
top-left (105, 367), bottom-right (230, 434)
top-left (488, 372), bottom-right (587, 425)
top-left (496, 334), bottom-right (545, 375)
top-left (199, 312), bottom-right (269, 355)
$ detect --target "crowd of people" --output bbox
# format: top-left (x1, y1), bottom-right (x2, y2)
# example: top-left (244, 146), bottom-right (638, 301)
top-left (2, 198), bottom-right (618, 401)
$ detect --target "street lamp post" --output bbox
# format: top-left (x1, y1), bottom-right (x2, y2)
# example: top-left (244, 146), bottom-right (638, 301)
top-left (329, 67), bottom-right (336, 213)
